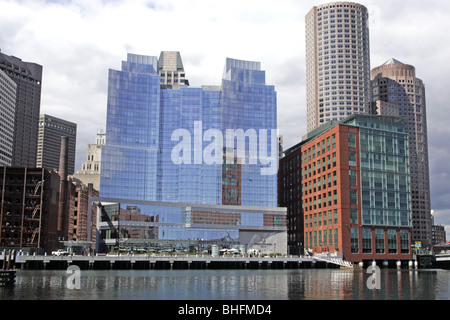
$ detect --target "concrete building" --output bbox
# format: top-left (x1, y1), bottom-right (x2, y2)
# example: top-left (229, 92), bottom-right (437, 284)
top-left (305, 2), bottom-right (371, 133)
top-left (370, 100), bottom-right (400, 117)
top-left (0, 69), bottom-right (16, 166)
top-left (432, 224), bottom-right (447, 246)
top-left (279, 115), bottom-right (412, 263)
top-left (0, 49), bottom-right (43, 167)
top-left (37, 114), bottom-right (77, 175)
top-left (56, 135), bottom-right (99, 254)
top-left (278, 135), bottom-right (284, 160)
top-left (158, 51), bottom-right (189, 88)
top-left (371, 58), bottom-right (432, 248)
top-left (71, 131), bottom-right (105, 191)
top-left (431, 211), bottom-right (447, 245)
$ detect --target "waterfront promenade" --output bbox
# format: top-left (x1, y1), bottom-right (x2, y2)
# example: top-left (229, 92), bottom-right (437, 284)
top-left (6, 252), bottom-right (443, 270)
top-left (12, 253), bottom-right (322, 270)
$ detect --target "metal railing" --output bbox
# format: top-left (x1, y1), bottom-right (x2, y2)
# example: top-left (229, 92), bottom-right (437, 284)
top-left (313, 253), bottom-right (354, 268)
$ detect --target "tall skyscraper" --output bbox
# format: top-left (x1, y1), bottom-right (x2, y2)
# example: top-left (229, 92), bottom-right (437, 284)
top-left (0, 69), bottom-right (16, 166)
top-left (305, 2), bottom-right (371, 133)
top-left (371, 58), bottom-right (432, 247)
top-left (0, 49), bottom-right (43, 167)
top-left (37, 114), bottom-right (77, 175)
top-left (100, 52), bottom-right (278, 207)
top-left (95, 52), bottom-right (284, 254)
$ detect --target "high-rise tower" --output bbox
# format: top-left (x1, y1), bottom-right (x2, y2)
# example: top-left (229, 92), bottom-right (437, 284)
top-left (0, 69), bottom-right (16, 166)
top-left (0, 49), bottom-right (43, 167)
top-left (305, 2), bottom-right (371, 133)
top-left (100, 52), bottom-right (278, 207)
top-left (95, 53), bottom-right (284, 254)
top-left (37, 114), bottom-right (77, 175)
top-left (371, 58), bottom-right (432, 247)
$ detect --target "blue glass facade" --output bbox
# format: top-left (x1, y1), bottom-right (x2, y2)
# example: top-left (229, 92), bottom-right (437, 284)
top-left (100, 54), bottom-right (161, 201)
top-left (100, 53), bottom-right (277, 207)
top-left (92, 197), bottom-right (287, 254)
top-left (221, 59), bottom-right (278, 207)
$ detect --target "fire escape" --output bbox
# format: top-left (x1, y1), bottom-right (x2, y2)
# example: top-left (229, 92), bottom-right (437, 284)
top-left (23, 176), bottom-right (43, 248)
top-left (0, 168), bottom-right (44, 249)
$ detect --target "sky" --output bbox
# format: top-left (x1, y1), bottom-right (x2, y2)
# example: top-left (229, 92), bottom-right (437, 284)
top-left (1, 0), bottom-right (449, 238)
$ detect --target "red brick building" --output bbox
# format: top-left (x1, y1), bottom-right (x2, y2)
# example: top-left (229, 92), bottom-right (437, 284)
top-left (0, 166), bottom-right (98, 254)
top-left (279, 115), bottom-right (412, 264)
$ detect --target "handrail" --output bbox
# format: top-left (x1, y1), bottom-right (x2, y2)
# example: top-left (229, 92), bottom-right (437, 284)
top-left (313, 254), bottom-right (354, 268)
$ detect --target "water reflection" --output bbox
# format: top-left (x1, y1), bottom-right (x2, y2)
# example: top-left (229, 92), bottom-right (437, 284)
top-left (287, 268), bottom-right (446, 300)
top-left (1, 269), bottom-right (448, 300)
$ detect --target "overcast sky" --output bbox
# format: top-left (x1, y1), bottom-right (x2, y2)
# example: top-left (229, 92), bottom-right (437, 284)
top-left (1, 0), bottom-right (449, 237)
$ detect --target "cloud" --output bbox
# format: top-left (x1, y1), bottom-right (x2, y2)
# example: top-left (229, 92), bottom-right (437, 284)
top-left (0, 0), bottom-right (449, 226)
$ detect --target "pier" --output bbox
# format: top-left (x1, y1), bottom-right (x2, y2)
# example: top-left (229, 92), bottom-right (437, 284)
top-left (5, 252), bottom-right (438, 271)
top-left (433, 253), bottom-right (450, 269)
top-left (1, 250), bottom-right (16, 287)
top-left (11, 253), bottom-right (334, 270)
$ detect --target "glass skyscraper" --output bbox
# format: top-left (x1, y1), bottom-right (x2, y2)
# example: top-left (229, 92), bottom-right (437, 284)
top-left (94, 53), bottom-right (284, 254)
top-left (100, 52), bottom-right (278, 207)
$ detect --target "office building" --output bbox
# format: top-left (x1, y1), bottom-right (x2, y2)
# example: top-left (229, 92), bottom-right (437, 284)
top-left (98, 52), bottom-right (281, 253)
top-left (100, 52), bottom-right (278, 207)
top-left (90, 197), bottom-right (287, 254)
top-left (431, 217), bottom-right (446, 245)
top-left (371, 58), bottom-right (432, 247)
top-left (0, 49), bottom-right (43, 167)
top-left (0, 69), bottom-right (16, 166)
top-left (56, 135), bottom-right (98, 253)
top-left (0, 137), bottom-right (98, 254)
top-left (67, 182), bottom-right (98, 245)
top-left (0, 166), bottom-right (98, 254)
top-left (37, 114), bottom-right (77, 175)
top-left (0, 166), bottom-right (59, 252)
top-left (305, 2), bottom-right (371, 133)
top-left (71, 131), bottom-right (105, 191)
top-left (279, 115), bottom-right (412, 263)
top-left (158, 51), bottom-right (189, 88)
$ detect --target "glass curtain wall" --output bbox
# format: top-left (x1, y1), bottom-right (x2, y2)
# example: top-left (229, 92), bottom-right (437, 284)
top-left (158, 87), bottom-right (222, 204)
top-left (221, 58), bottom-right (277, 207)
top-left (343, 116), bottom-right (411, 228)
top-left (100, 54), bottom-right (161, 200)
top-left (101, 54), bottom-right (278, 207)
top-left (94, 199), bottom-right (287, 252)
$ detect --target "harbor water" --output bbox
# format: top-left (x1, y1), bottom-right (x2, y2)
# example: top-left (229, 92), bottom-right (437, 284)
top-left (0, 268), bottom-right (449, 300)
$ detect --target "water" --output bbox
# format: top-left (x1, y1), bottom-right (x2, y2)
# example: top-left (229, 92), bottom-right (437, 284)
top-left (1, 268), bottom-right (449, 300)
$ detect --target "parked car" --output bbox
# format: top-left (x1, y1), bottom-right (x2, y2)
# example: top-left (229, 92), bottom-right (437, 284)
top-left (51, 249), bottom-right (69, 256)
